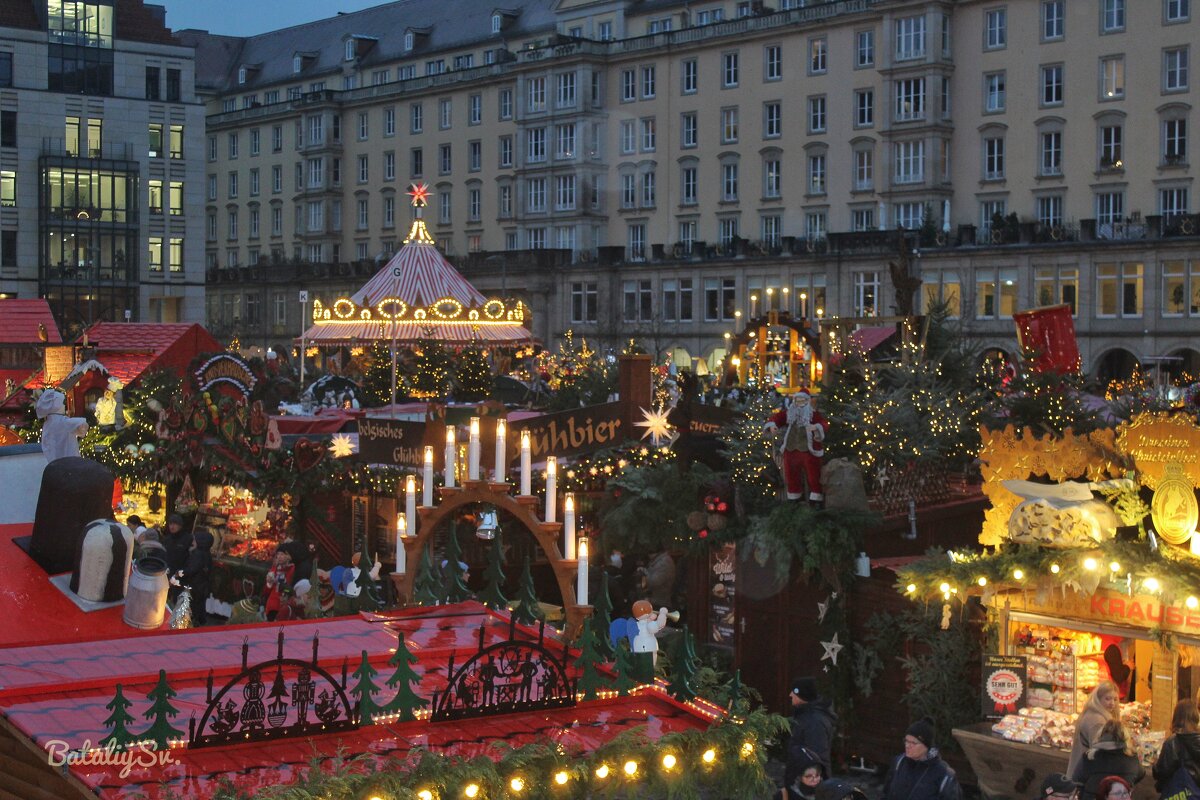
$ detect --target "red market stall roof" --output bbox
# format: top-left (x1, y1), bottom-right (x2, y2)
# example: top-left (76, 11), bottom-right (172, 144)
top-left (303, 192), bottom-right (533, 346)
top-left (0, 601), bottom-right (718, 799)
top-left (848, 325), bottom-right (897, 353)
top-left (0, 299), bottom-right (61, 344)
top-left (75, 323), bottom-right (223, 386)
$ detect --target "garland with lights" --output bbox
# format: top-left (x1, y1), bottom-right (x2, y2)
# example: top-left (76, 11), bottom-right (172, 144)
top-left (453, 345), bottom-right (493, 403)
top-left (198, 708), bottom-right (787, 800)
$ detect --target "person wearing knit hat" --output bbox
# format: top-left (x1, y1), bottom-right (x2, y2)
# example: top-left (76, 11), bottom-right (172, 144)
top-left (816, 779), bottom-right (869, 800)
top-left (883, 717), bottom-right (962, 800)
top-left (784, 676), bottom-right (836, 788)
top-left (1093, 776), bottom-right (1132, 800)
top-left (776, 747), bottom-right (824, 800)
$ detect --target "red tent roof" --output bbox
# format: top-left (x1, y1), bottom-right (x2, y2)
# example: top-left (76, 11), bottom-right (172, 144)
top-left (0, 299), bottom-right (61, 344)
top-left (79, 322), bottom-right (222, 385)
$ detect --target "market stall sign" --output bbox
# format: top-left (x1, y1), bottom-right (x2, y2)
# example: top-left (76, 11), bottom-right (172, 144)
top-left (1118, 414), bottom-right (1200, 489)
top-left (687, 403), bottom-right (737, 438)
top-left (358, 417), bottom-right (439, 468)
top-left (1002, 586), bottom-right (1200, 636)
top-left (506, 402), bottom-right (623, 461)
top-left (195, 353), bottom-right (257, 398)
top-left (708, 543), bottom-right (736, 649)
top-left (982, 654), bottom-right (1026, 718)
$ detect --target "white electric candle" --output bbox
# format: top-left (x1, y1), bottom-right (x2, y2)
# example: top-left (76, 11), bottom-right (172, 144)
top-left (405, 474), bottom-right (417, 536)
top-left (422, 446), bottom-right (434, 506)
top-left (444, 426), bottom-right (456, 488)
top-left (576, 536), bottom-right (589, 606)
top-left (396, 512), bottom-right (407, 573)
top-left (468, 416), bottom-right (481, 481)
top-left (520, 430), bottom-right (531, 496)
top-left (494, 419), bottom-right (506, 483)
top-left (563, 494), bottom-right (576, 560)
top-left (545, 456), bottom-right (557, 523)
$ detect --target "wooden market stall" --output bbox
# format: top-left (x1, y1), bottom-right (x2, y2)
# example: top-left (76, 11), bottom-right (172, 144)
top-left (724, 310), bottom-right (820, 394)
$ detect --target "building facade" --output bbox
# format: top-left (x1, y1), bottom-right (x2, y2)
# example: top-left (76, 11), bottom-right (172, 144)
top-left (189, 0), bottom-right (1198, 379)
top-left (0, 0), bottom-right (206, 338)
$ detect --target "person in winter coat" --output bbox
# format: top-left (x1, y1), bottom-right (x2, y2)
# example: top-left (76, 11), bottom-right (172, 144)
top-left (639, 549), bottom-right (676, 608)
top-left (787, 676), bottom-right (837, 780)
top-left (1036, 773), bottom-right (1080, 800)
top-left (777, 746), bottom-right (824, 800)
top-left (1153, 699), bottom-right (1200, 793)
top-left (1079, 719), bottom-right (1145, 800)
top-left (882, 717), bottom-right (962, 800)
top-left (816, 779), bottom-right (868, 800)
top-left (1069, 681), bottom-right (1121, 781)
top-left (179, 528), bottom-right (213, 626)
top-left (161, 514), bottom-right (193, 575)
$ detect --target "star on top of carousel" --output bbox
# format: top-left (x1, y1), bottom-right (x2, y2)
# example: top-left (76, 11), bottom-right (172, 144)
top-left (304, 183), bottom-right (534, 345)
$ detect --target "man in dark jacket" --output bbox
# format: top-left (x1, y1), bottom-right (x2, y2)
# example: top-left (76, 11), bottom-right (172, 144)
top-left (788, 676), bottom-right (837, 781)
top-left (179, 528), bottom-right (214, 626)
top-left (882, 718), bottom-right (962, 800)
top-left (161, 514), bottom-right (192, 574)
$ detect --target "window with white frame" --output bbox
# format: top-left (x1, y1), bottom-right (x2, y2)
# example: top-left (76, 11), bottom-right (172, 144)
top-left (468, 187), bottom-right (481, 220)
top-left (499, 136), bottom-right (512, 168)
top-left (854, 149), bottom-right (874, 191)
top-left (985, 72), bottom-right (1006, 112)
top-left (662, 278), bottom-right (693, 321)
top-left (682, 59), bottom-right (697, 93)
top-left (628, 225), bottom-right (646, 261)
top-left (499, 89), bottom-right (513, 119)
top-left (498, 184), bottom-right (512, 216)
top-left (855, 90), bottom-right (874, 127)
top-left (621, 173), bottom-right (636, 208)
top-left (641, 118), bottom-right (656, 151)
top-left (764, 158), bottom-right (781, 198)
top-left (641, 65), bottom-right (656, 98)
top-left (857, 30), bottom-right (875, 66)
top-left (356, 198), bottom-right (368, 229)
top-left (979, 198), bottom-right (1006, 237)
top-left (894, 140), bottom-right (925, 184)
top-left (1041, 64), bottom-right (1064, 106)
top-left (557, 73), bottom-right (576, 107)
top-left (895, 15), bottom-right (926, 60)
top-left (1096, 261), bottom-right (1142, 316)
top-left (765, 45), bottom-right (782, 80)
top-left (622, 279), bottom-right (651, 322)
top-left (1101, 56), bottom-right (1125, 99)
top-left (682, 166), bottom-right (698, 204)
top-left (894, 202), bottom-right (924, 229)
top-left (556, 123), bottom-right (575, 158)
top-left (718, 217), bottom-right (739, 247)
top-left (528, 228), bottom-right (546, 249)
top-left (1033, 265), bottom-right (1077, 313)
top-left (410, 103), bottom-right (423, 133)
top-left (1165, 47), bottom-right (1189, 91)
top-left (722, 108), bottom-right (739, 143)
top-left (722, 162), bottom-right (739, 200)
top-left (851, 207), bottom-right (875, 231)
top-left (1162, 260), bottom-right (1193, 316)
top-left (527, 178), bottom-right (547, 213)
top-left (853, 271), bottom-right (880, 316)
top-left (527, 77), bottom-right (546, 111)
top-left (527, 127), bottom-right (546, 163)
top-left (810, 37), bottom-right (827, 74)
top-left (571, 282), bottom-right (599, 323)
top-left (805, 212), bottom-right (827, 240)
top-left (1036, 195), bottom-right (1064, 227)
top-left (467, 141), bottom-right (480, 172)
top-left (1095, 190), bottom-right (1125, 228)
top-left (469, 95), bottom-right (481, 125)
top-left (678, 220), bottom-right (697, 253)
top-left (895, 78), bottom-right (925, 122)
top-left (1102, 0), bottom-right (1125, 32)
top-left (985, 8), bottom-right (1007, 48)
top-left (984, 136), bottom-right (1005, 180)
top-left (760, 215), bottom-right (781, 246)
top-left (976, 267), bottom-right (1018, 319)
top-left (723, 52), bottom-right (739, 87)
top-left (808, 96), bottom-right (826, 133)
top-left (1041, 131), bottom-right (1063, 176)
top-left (1042, 1), bottom-right (1064, 39)
top-left (1100, 124), bottom-right (1123, 168)
top-left (1164, 118), bottom-right (1188, 163)
top-left (640, 170), bottom-right (656, 206)
top-left (1167, 0), bottom-right (1189, 21)
top-left (764, 102), bottom-right (781, 138)
top-left (923, 270), bottom-right (961, 317)
top-left (682, 113), bottom-right (698, 148)
top-left (621, 69), bottom-right (636, 101)
top-left (808, 154), bottom-right (826, 194)
top-left (556, 175), bottom-right (576, 210)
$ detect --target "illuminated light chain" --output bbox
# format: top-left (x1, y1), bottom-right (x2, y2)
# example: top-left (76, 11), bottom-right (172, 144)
top-left (311, 296), bottom-right (525, 326)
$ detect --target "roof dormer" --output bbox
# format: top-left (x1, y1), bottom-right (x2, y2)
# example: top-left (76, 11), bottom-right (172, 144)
top-left (237, 63), bottom-right (261, 85)
top-left (292, 51), bottom-right (318, 74)
top-left (343, 34), bottom-right (378, 62)
top-left (491, 8), bottom-right (519, 34)
top-left (403, 27), bottom-right (431, 53)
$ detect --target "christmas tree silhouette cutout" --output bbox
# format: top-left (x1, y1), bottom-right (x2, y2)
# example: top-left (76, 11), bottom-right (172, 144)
top-left (413, 544), bottom-right (442, 606)
top-left (511, 556), bottom-right (544, 625)
top-left (142, 670), bottom-right (184, 749)
top-left (477, 528), bottom-right (508, 609)
top-left (667, 627), bottom-right (699, 702)
top-left (610, 644), bottom-right (640, 696)
top-left (100, 683), bottom-right (139, 750)
top-left (383, 632), bottom-right (428, 721)
top-left (350, 650), bottom-right (385, 724)
top-left (592, 571), bottom-right (615, 659)
top-left (441, 522), bottom-right (471, 603)
top-left (352, 548), bottom-right (382, 612)
top-left (572, 616), bottom-right (610, 701)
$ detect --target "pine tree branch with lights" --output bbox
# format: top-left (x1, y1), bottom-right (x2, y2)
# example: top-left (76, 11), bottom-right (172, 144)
top-left (406, 336), bottom-right (454, 401)
top-left (361, 340), bottom-right (399, 407)
top-left (453, 346), bottom-right (493, 403)
top-left (718, 393), bottom-right (781, 516)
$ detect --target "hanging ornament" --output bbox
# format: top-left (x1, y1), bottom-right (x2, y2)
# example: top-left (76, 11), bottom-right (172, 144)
top-left (940, 603), bottom-right (952, 630)
top-left (819, 632), bottom-right (843, 666)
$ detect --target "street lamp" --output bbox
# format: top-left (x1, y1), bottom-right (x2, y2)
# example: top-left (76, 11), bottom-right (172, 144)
top-left (298, 290), bottom-right (309, 389)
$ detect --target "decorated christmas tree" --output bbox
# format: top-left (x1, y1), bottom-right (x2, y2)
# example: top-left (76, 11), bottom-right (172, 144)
top-left (142, 670), bottom-right (184, 749)
top-left (511, 556), bottom-right (544, 625)
top-left (407, 337), bottom-right (454, 401)
top-left (572, 617), bottom-right (610, 701)
top-left (477, 529), bottom-right (508, 609)
top-left (440, 523), bottom-right (471, 603)
top-left (100, 684), bottom-right (139, 750)
top-left (383, 632), bottom-right (428, 721)
top-left (453, 346), bottom-right (493, 402)
top-left (610, 644), bottom-right (640, 696)
top-left (361, 340), bottom-right (397, 407)
top-left (591, 572), bottom-right (615, 659)
top-left (719, 394), bottom-right (781, 515)
top-left (667, 627), bottom-right (699, 702)
top-left (350, 650), bottom-right (385, 724)
top-left (413, 544), bottom-right (442, 606)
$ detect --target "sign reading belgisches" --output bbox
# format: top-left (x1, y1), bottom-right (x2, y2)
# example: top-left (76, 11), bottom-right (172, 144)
top-left (507, 403), bottom-right (624, 461)
top-left (358, 417), bottom-right (438, 468)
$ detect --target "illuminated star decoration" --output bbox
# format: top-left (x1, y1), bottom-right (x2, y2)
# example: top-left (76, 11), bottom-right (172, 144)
top-left (819, 632), bottom-right (843, 667)
top-left (329, 433), bottom-right (357, 459)
top-left (634, 406), bottom-right (674, 446)
top-left (406, 182), bottom-right (430, 207)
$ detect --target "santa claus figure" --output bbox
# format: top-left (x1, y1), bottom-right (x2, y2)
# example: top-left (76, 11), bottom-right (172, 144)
top-left (764, 390), bottom-right (829, 504)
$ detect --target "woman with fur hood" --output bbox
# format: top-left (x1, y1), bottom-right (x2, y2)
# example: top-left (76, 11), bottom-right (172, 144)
top-left (1069, 681), bottom-right (1120, 781)
top-left (1154, 699), bottom-right (1200, 793)
top-left (1078, 719), bottom-right (1144, 800)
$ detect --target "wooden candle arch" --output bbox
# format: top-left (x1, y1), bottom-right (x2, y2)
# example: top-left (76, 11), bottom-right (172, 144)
top-left (392, 480), bottom-right (592, 638)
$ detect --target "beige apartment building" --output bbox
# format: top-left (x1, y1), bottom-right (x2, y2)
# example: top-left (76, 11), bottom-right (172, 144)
top-left (188, 0), bottom-right (1197, 379)
top-left (0, 0), bottom-right (207, 336)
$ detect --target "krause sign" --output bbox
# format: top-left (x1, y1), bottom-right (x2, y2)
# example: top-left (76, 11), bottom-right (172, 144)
top-left (358, 417), bottom-right (439, 468)
top-left (506, 403), bottom-right (624, 462)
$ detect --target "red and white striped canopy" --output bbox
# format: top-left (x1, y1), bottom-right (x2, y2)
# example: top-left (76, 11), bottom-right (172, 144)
top-left (351, 240), bottom-right (487, 309)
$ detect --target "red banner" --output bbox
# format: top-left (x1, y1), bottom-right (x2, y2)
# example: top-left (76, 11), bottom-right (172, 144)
top-left (1013, 304), bottom-right (1081, 374)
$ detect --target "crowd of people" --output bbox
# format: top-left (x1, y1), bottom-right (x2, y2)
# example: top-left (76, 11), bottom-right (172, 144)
top-left (777, 678), bottom-right (1200, 800)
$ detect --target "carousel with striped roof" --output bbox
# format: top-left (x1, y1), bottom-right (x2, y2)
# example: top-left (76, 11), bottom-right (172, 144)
top-left (303, 183), bottom-right (534, 348)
